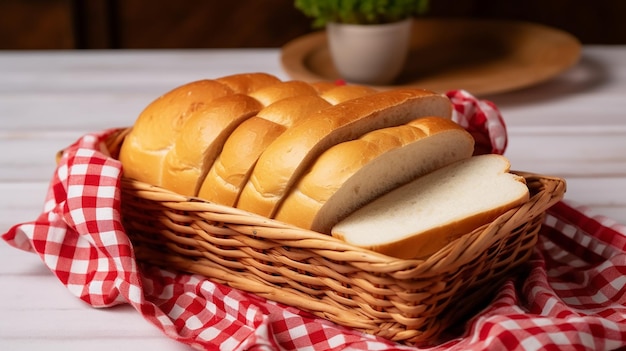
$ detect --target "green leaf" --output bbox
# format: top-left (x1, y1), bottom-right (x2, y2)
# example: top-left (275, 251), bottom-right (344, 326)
top-left (294, 0), bottom-right (430, 27)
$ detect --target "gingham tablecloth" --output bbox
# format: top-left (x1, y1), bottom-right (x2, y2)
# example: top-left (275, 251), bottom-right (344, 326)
top-left (3, 91), bottom-right (626, 351)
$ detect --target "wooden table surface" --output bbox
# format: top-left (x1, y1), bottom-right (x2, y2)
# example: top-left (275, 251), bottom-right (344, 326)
top-left (1, 47), bottom-right (625, 350)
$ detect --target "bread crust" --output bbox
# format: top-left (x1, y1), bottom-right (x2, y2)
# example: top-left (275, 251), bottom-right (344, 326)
top-left (161, 94), bottom-right (263, 196)
top-left (320, 85), bottom-right (377, 105)
top-left (199, 86), bottom-right (378, 206)
top-left (216, 72), bottom-right (281, 94)
top-left (119, 79), bottom-right (234, 185)
top-left (198, 95), bottom-right (333, 205)
top-left (199, 116), bottom-right (287, 205)
top-left (248, 80), bottom-right (319, 106)
top-left (119, 73), bottom-right (282, 187)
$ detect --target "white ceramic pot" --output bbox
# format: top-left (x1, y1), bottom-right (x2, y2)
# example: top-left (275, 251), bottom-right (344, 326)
top-left (327, 18), bottom-right (413, 85)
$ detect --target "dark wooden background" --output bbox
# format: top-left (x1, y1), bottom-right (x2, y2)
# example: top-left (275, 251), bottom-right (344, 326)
top-left (2, 0), bottom-right (625, 50)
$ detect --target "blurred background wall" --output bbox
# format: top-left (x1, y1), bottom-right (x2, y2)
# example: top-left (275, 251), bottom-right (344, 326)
top-left (2, 0), bottom-right (625, 50)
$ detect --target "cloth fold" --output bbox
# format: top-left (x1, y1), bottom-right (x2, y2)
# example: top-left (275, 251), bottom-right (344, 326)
top-left (3, 91), bottom-right (625, 351)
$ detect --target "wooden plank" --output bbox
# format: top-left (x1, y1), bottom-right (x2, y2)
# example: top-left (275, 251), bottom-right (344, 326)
top-left (0, 0), bottom-right (74, 49)
top-left (72, 0), bottom-right (117, 49)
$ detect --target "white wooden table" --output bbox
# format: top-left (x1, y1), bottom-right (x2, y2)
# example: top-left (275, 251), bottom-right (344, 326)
top-left (1, 47), bottom-right (625, 350)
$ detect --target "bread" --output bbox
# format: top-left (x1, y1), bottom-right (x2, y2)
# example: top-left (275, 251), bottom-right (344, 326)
top-left (160, 94), bottom-right (263, 196)
top-left (319, 84), bottom-right (378, 104)
top-left (118, 73), bottom-right (282, 187)
top-left (236, 88), bottom-right (453, 218)
top-left (118, 79), bottom-right (234, 185)
top-left (330, 154), bottom-right (530, 259)
top-left (309, 81), bottom-right (338, 93)
top-left (248, 80), bottom-right (319, 105)
top-left (198, 95), bottom-right (333, 205)
top-left (199, 85), bottom-right (377, 206)
top-left (216, 72), bottom-right (281, 94)
top-left (274, 117), bottom-right (475, 233)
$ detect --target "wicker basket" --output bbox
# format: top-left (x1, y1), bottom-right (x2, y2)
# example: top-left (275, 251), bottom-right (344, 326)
top-left (106, 129), bottom-right (566, 345)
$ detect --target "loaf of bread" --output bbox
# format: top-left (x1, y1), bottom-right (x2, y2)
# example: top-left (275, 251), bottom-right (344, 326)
top-left (119, 73), bottom-right (528, 260)
top-left (331, 154), bottom-right (530, 259)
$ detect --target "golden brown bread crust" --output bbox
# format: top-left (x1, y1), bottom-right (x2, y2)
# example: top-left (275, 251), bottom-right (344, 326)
top-left (160, 94), bottom-right (263, 196)
top-left (254, 94), bottom-right (333, 126)
top-left (119, 79), bottom-right (234, 185)
top-left (119, 73), bottom-right (281, 190)
top-left (216, 72), bottom-right (281, 94)
top-left (198, 116), bottom-right (287, 205)
top-left (236, 88), bottom-right (452, 218)
top-left (309, 81), bottom-right (338, 93)
top-left (248, 80), bottom-right (319, 106)
top-left (198, 86), bottom-right (379, 206)
top-left (197, 95), bottom-right (333, 205)
top-left (319, 85), bottom-right (377, 105)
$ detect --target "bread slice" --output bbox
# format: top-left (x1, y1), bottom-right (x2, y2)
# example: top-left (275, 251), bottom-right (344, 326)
top-left (236, 88), bottom-right (452, 218)
top-left (198, 95), bottom-right (333, 205)
top-left (274, 117), bottom-right (475, 233)
top-left (119, 73), bottom-right (281, 188)
top-left (198, 84), bottom-right (377, 206)
top-left (160, 94), bottom-right (263, 196)
top-left (331, 154), bottom-right (530, 259)
top-left (118, 79), bottom-right (234, 186)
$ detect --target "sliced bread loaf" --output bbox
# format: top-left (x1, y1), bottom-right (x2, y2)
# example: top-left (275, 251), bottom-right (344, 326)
top-left (331, 154), bottom-right (530, 259)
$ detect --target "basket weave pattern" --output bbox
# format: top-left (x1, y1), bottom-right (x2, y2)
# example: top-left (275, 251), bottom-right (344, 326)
top-left (109, 130), bottom-right (566, 345)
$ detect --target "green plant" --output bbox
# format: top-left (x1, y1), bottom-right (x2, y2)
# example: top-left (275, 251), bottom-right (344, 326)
top-left (294, 0), bottom-right (430, 28)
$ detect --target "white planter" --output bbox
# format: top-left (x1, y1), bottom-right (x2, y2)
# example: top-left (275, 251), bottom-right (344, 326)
top-left (327, 18), bottom-right (413, 85)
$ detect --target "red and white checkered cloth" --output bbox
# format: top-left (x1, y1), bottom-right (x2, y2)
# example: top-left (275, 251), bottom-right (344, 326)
top-left (3, 91), bottom-right (626, 351)
top-left (447, 90), bottom-right (508, 155)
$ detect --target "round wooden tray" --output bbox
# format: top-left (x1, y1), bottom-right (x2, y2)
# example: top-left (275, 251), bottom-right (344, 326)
top-left (281, 19), bottom-right (582, 96)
